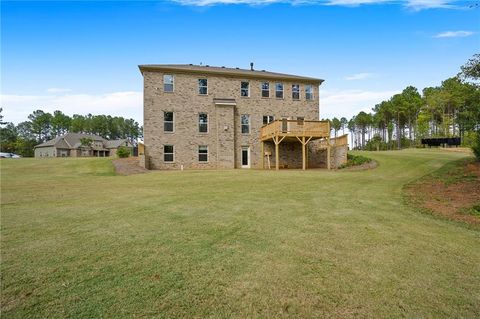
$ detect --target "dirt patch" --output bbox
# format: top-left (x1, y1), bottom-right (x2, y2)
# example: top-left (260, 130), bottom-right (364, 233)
top-left (112, 157), bottom-right (148, 176)
top-left (440, 147), bottom-right (473, 154)
top-left (405, 159), bottom-right (480, 226)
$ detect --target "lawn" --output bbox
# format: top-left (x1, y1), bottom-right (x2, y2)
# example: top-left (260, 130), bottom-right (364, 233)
top-left (1, 149), bottom-right (479, 318)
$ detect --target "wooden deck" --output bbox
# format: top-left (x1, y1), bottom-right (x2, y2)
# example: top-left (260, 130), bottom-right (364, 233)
top-left (260, 120), bottom-right (332, 171)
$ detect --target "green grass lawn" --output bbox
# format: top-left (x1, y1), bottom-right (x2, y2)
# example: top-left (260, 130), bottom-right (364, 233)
top-left (1, 149), bottom-right (479, 318)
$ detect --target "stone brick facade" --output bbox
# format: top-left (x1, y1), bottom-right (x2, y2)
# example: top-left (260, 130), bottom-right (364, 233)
top-left (141, 65), bottom-right (323, 170)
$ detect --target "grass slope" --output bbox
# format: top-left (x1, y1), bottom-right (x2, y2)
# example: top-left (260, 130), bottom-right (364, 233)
top-left (1, 150), bottom-right (479, 318)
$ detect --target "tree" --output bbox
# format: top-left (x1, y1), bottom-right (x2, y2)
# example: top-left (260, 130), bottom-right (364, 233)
top-left (28, 110), bottom-right (52, 142)
top-left (331, 117), bottom-right (341, 138)
top-left (340, 117), bottom-right (348, 135)
top-left (459, 53), bottom-right (480, 82)
top-left (51, 110), bottom-right (71, 136)
top-left (355, 111), bottom-right (371, 149)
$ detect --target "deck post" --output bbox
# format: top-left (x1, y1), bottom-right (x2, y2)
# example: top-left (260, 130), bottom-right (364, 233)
top-left (302, 136), bottom-right (306, 170)
top-left (275, 139), bottom-right (279, 171)
top-left (327, 137), bottom-right (331, 170)
top-left (261, 141), bottom-right (265, 169)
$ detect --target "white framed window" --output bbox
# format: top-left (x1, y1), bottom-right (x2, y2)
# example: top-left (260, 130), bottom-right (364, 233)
top-left (198, 145), bottom-right (208, 162)
top-left (164, 111), bottom-right (174, 132)
top-left (305, 85), bottom-right (314, 100)
top-left (297, 116), bottom-right (305, 125)
top-left (263, 115), bottom-right (274, 125)
top-left (199, 113), bottom-right (208, 133)
top-left (163, 75), bottom-right (174, 92)
top-left (164, 145), bottom-right (174, 162)
top-left (241, 114), bottom-right (250, 134)
top-left (292, 84), bottom-right (300, 100)
top-left (198, 79), bottom-right (208, 95)
top-left (275, 83), bottom-right (283, 99)
top-left (241, 81), bottom-right (250, 97)
top-left (261, 82), bottom-right (270, 98)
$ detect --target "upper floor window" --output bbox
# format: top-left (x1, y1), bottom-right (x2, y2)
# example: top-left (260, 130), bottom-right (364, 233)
top-left (241, 114), bottom-right (250, 134)
top-left (275, 83), bottom-right (284, 99)
top-left (241, 82), bottom-right (250, 97)
top-left (261, 82), bottom-right (270, 98)
top-left (163, 75), bottom-right (174, 92)
top-left (198, 145), bottom-right (208, 162)
top-left (164, 145), bottom-right (174, 162)
top-left (199, 113), bottom-right (208, 133)
top-left (263, 115), bottom-right (274, 125)
top-left (305, 85), bottom-right (314, 100)
top-left (292, 84), bottom-right (300, 100)
top-left (164, 111), bottom-right (174, 132)
top-left (198, 79), bottom-right (208, 95)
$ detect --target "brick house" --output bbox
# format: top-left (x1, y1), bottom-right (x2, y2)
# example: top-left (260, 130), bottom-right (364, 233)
top-left (139, 64), bottom-right (347, 170)
top-left (34, 132), bottom-right (133, 158)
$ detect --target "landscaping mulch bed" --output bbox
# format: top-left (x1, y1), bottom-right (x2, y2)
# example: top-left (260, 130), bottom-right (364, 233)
top-left (405, 158), bottom-right (480, 226)
top-left (112, 157), bottom-right (148, 175)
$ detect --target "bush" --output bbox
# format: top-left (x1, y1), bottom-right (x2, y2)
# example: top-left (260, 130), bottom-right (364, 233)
top-left (472, 131), bottom-right (480, 161)
top-left (340, 153), bottom-right (373, 168)
top-left (117, 146), bottom-right (131, 158)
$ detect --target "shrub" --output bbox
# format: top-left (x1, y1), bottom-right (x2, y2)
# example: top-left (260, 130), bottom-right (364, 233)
top-left (340, 153), bottom-right (373, 168)
top-left (117, 146), bottom-right (131, 158)
top-left (472, 131), bottom-right (480, 161)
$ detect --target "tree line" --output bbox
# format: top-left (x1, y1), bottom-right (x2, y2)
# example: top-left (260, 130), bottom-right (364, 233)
top-left (326, 54), bottom-right (480, 151)
top-left (0, 109), bottom-right (142, 157)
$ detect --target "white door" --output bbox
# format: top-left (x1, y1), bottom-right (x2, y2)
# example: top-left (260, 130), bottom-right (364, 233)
top-left (241, 146), bottom-right (250, 168)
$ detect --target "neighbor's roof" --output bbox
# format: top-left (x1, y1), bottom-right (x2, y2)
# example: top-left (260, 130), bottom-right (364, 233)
top-left (35, 132), bottom-right (106, 149)
top-left (138, 64), bottom-right (324, 84)
top-left (104, 139), bottom-right (129, 149)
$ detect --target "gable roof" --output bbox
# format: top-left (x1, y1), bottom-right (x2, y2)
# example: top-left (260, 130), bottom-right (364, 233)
top-left (138, 64), bottom-right (324, 84)
top-left (104, 139), bottom-right (130, 149)
top-left (35, 132), bottom-right (106, 149)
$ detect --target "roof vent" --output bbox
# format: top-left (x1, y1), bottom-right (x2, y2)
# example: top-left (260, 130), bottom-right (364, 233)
top-left (250, 62), bottom-right (254, 71)
top-left (189, 63), bottom-right (193, 66)
top-left (206, 65), bottom-right (209, 67)
top-left (221, 66), bottom-right (225, 68)
top-left (262, 70), bottom-right (266, 72)
top-left (236, 67), bottom-right (240, 69)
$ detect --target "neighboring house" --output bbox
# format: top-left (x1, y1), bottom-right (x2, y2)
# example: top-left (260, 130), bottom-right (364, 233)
top-left (34, 132), bottom-right (133, 158)
top-left (139, 64), bottom-right (347, 170)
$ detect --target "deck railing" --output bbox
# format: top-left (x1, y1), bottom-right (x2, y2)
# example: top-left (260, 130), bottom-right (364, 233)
top-left (260, 120), bottom-right (330, 140)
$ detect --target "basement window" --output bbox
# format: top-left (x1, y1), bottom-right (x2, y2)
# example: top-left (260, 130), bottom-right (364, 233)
top-left (164, 145), bottom-right (174, 162)
top-left (163, 75), bottom-right (174, 92)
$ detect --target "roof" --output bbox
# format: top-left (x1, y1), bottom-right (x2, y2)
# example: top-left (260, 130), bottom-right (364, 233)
top-left (104, 139), bottom-right (130, 149)
top-left (35, 132), bottom-right (116, 149)
top-left (138, 64), bottom-right (324, 84)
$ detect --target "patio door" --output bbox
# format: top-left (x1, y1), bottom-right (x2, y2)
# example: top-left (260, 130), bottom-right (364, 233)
top-left (241, 146), bottom-right (250, 168)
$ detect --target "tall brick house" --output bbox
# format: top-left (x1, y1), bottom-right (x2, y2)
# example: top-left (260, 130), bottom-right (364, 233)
top-left (139, 64), bottom-right (347, 170)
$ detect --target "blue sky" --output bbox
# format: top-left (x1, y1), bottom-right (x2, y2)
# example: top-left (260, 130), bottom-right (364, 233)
top-left (1, 0), bottom-right (479, 125)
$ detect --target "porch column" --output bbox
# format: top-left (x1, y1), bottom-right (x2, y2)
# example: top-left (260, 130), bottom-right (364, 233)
top-left (327, 137), bottom-right (331, 170)
top-left (275, 139), bottom-right (279, 171)
top-left (261, 141), bottom-right (265, 169)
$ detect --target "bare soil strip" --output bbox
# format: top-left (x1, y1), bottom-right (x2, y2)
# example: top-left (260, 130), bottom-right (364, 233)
top-left (112, 157), bottom-right (148, 175)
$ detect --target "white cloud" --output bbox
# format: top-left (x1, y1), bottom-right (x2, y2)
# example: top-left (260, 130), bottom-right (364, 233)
top-left (320, 89), bottom-right (400, 119)
top-left (171, 0), bottom-right (460, 9)
top-left (344, 72), bottom-right (374, 81)
top-left (0, 91), bottom-right (143, 125)
top-left (434, 30), bottom-right (475, 38)
top-left (46, 88), bottom-right (72, 93)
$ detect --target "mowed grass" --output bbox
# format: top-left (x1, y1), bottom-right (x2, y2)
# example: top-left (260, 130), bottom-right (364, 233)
top-left (1, 149), bottom-right (479, 318)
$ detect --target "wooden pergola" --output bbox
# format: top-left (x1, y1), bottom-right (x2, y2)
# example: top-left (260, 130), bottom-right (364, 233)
top-left (260, 119), bottom-right (331, 170)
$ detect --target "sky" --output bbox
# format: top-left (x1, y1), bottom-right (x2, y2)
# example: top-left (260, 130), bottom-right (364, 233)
top-left (1, 0), bottom-right (479, 125)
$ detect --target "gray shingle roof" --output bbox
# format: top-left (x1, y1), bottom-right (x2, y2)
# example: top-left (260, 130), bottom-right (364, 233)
top-left (138, 64), bottom-right (324, 84)
top-left (34, 133), bottom-right (124, 150)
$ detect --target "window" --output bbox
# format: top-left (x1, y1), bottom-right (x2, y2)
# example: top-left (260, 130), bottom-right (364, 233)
top-left (297, 116), bottom-right (304, 125)
top-left (163, 75), bottom-right (174, 92)
top-left (241, 81), bottom-right (250, 97)
top-left (263, 115), bottom-right (274, 125)
top-left (198, 79), bottom-right (208, 95)
top-left (292, 84), bottom-right (300, 100)
top-left (198, 145), bottom-right (208, 162)
top-left (306, 85), bottom-right (314, 100)
top-left (199, 113), bottom-right (208, 133)
top-left (275, 83), bottom-right (283, 98)
top-left (164, 111), bottom-right (174, 132)
top-left (261, 82), bottom-right (270, 98)
top-left (241, 114), bottom-right (250, 134)
top-left (164, 145), bottom-right (174, 162)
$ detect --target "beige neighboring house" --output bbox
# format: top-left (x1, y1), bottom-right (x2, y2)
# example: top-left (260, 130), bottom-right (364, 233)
top-left (34, 132), bottom-right (133, 158)
top-left (139, 64), bottom-right (347, 170)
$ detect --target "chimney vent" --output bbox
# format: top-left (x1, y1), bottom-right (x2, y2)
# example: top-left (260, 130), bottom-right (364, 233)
top-left (250, 62), bottom-right (254, 71)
